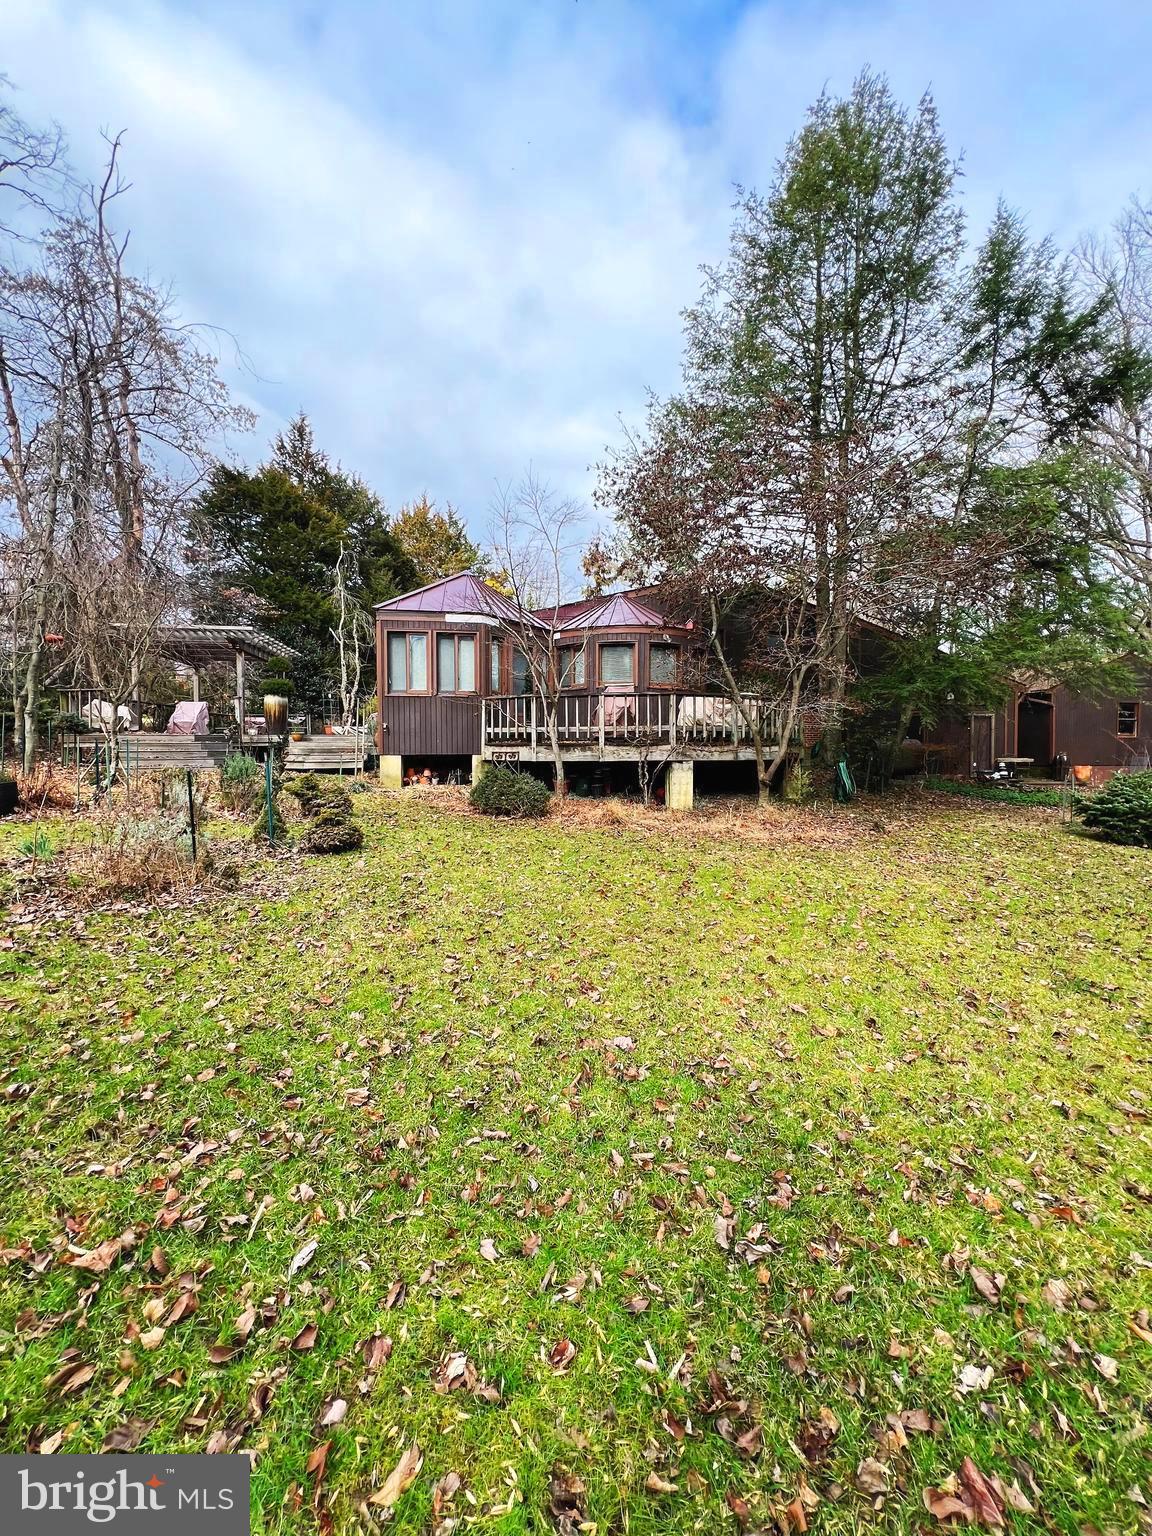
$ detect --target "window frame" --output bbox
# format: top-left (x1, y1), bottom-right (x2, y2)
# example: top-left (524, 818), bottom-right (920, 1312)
top-left (597, 640), bottom-right (636, 688)
top-left (556, 643), bottom-right (588, 690)
top-left (436, 631), bottom-right (478, 696)
top-left (1117, 700), bottom-right (1140, 738)
top-left (511, 648), bottom-right (533, 697)
top-left (385, 629), bottom-right (431, 695)
top-left (489, 637), bottom-right (503, 695)
top-left (648, 641), bottom-right (680, 689)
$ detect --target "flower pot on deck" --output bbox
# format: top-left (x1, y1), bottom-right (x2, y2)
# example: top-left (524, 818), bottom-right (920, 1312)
top-left (1072, 764), bottom-right (1094, 785)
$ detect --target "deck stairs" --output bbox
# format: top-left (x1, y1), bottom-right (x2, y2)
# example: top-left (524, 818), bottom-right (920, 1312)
top-left (284, 732), bottom-right (368, 773)
top-left (80, 732), bottom-right (230, 772)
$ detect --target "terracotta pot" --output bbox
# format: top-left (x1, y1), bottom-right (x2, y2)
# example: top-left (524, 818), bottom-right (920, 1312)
top-left (263, 694), bottom-right (288, 735)
top-left (290, 730), bottom-right (304, 743)
top-left (1072, 764), bottom-right (1093, 785)
top-left (324, 724), bottom-right (334, 736)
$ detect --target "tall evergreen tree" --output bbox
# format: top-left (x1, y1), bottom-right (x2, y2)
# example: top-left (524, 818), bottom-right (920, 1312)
top-left (193, 416), bottom-right (415, 703)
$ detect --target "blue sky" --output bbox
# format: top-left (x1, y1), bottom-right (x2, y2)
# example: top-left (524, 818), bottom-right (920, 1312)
top-left (4, 0), bottom-right (1151, 541)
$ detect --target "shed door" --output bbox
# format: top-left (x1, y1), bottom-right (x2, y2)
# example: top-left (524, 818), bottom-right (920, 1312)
top-left (971, 714), bottom-right (993, 770)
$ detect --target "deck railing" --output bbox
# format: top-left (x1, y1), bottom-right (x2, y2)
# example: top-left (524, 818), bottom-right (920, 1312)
top-left (482, 692), bottom-right (783, 751)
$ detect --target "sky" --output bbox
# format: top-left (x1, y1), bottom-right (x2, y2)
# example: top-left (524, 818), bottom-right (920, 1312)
top-left (3, 0), bottom-right (1152, 546)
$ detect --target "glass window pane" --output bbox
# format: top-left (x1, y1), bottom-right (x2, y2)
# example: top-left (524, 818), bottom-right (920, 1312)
top-left (512, 650), bottom-right (532, 695)
top-left (490, 640), bottom-right (501, 692)
top-left (409, 633), bottom-right (427, 691)
top-left (437, 634), bottom-right (456, 692)
top-left (458, 636), bottom-right (476, 692)
top-left (559, 647), bottom-right (586, 687)
top-left (387, 633), bottom-right (407, 693)
top-left (650, 644), bottom-right (677, 685)
top-left (600, 643), bottom-right (634, 685)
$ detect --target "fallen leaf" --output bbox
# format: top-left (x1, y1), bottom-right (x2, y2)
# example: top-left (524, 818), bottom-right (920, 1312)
top-left (546, 1339), bottom-right (576, 1372)
top-left (320, 1398), bottom-right (347, 1427)
top-left (291, 1323), bottom-right (318, 1352)
top-left (970, 1266), bottom-right (1003, 1306)
top-left (644, 1472), bottom-right (678, 1494)
top-left (479, 1238), bottom-right (498, 1263)
top-left (288, 1239), bottom-right (318, 1277)
top-left (854, 1459), bottom-right (889, 1495)
top-left (368, 1443), bottom-right (423, 1509)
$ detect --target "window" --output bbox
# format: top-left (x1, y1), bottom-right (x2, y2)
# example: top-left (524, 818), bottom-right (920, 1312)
top-left (649, 643), bottom-right (678, 687)
top-left (557, 645), bottom-right (587, 688)
top-left (437, 633), bottom-right (476, 694)
top-left (387, 632), bottom-right (427, 693)
top-left (598, 642), bottom-right (635, 686)
top-left (1118, 701), bottom-right (1140, 737)
top-left (512, 649), bottom-right (532, 696)
top-left (490, 639), bottom-right (502, 693)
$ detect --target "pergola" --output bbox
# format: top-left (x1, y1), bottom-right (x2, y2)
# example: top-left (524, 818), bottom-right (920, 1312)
top-left (155, 623), bottom-right (299, 742)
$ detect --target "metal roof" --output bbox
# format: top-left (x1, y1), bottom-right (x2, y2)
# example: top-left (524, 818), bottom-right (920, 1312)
top-left (374, 572), bottom-right (538, 624)
top-left (556, 593), bottom-right (670, 631)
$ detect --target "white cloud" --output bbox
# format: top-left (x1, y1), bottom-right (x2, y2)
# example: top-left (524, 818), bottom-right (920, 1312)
top-left (2, 0), bottom-right (1152, 553)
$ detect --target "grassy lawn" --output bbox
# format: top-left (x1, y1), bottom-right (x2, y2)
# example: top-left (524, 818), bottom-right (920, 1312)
top-left (1, 791), bottom-right (1150, 1533)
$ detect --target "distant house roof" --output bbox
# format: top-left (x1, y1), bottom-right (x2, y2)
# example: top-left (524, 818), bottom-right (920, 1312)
top-left (556, 593), bottom-right (671, 631)
top-left (374, 572), bottom-right (533, 624)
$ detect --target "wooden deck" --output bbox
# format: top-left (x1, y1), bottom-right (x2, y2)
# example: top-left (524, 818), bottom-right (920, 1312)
top-left (284, 731), bottom-right (369, 773)
top-left (481, 692), bottom-right (782, 762)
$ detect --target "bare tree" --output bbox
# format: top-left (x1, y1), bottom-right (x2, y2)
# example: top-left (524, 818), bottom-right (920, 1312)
top-left (1076, 203), bottom-right (1152, 634)
top-left (489, 469), bottom-right (587, 795)
top-left (0, 131), bottom-right (250, 770)
top-left (330, 542), bottom-right (371, 728)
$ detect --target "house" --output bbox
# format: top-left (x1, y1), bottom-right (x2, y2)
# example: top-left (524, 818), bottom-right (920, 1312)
top-left (373, 572), bottom-right (784, 807)
top-left (941, 671), bottom-right (1152, 781)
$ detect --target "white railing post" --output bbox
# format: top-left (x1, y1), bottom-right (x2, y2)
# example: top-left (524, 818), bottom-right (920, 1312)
top-left (530, 697), bottom-right (538, 754)
top-left (670, 693), bottom-right (678, 747)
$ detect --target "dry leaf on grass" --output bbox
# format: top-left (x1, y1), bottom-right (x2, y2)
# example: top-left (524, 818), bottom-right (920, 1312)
top-left (368, 1443), bottom-right (423, 1509)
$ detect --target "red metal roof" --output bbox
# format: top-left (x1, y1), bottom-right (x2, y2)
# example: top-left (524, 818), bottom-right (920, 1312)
top-left (374, 572), bottom-right (533, 624)
top-left (556, 593), bottom-right (669, 631)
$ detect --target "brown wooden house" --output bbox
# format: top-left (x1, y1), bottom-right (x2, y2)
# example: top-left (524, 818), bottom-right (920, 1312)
top-left (373, 572), bottom-right (784, 806)
top-left (938, 668), bottom-right (1152, 782)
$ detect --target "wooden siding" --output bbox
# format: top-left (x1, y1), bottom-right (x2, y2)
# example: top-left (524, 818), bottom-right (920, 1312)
top-left (376, 614), bottom-right (489, 757)
top-left (936, 666), bottom-right (1152, 773)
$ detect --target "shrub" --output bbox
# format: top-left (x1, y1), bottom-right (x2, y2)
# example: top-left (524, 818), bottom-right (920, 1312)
top-left (220, 752), bottom-right (262, 812)
top-left (301, 805), bottom-right (364, 854)
top-left (17, 828), bottom-right (55, 861)
top-left (283, 773), bottom-right (323, 813)
top-left (469, 765), bottom-right (551, 818)
top-left (1075, 770), bottom-right (1152, 847)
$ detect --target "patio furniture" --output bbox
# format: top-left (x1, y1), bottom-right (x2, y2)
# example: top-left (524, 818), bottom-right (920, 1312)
top-left (166, 700), bottom-right (210, 735)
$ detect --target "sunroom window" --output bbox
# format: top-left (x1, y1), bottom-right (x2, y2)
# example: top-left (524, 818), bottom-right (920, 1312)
top-left (437, 633), bottom-right (476, 694)
top-left (1118, 701), bottom-right (1139, 737)
top-left (387, 632), bottom-right (427, 693)
top-left (557, 645), bottom-right (587, 687)
top-left (599, 642), bottom-right (635, 686)
top-left (649, 643), bottom-right (678, 686)
top-left (512, 649), bottom-right (533, 696)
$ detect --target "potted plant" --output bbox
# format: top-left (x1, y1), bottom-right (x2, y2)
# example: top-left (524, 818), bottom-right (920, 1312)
top-left (0, 769), bottom-right (18, 817)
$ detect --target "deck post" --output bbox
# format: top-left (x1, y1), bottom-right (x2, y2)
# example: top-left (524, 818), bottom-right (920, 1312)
top-left (670, 694), bottom-right (677, 748)
top-left (666, 760), bottom-right (694, 811)
top-left (598, 701), bottom-right (605, 754)
top-left (530, 698), bottom-right (537, 754)
top-left (234, 646), bottom-right (246, 745)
